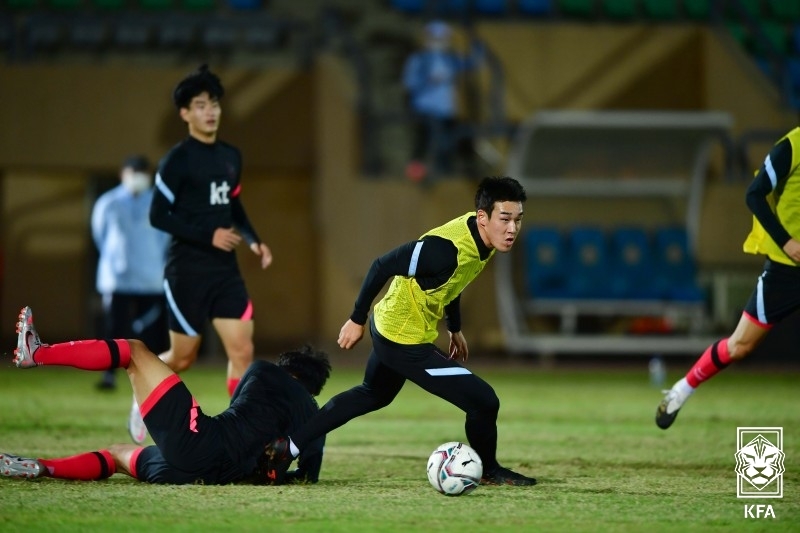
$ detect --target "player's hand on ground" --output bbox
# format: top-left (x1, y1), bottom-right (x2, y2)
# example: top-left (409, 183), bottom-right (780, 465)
top-left (338, 320), bottom-right (364, 350)
top-left (782, 238), bottom-right (800, 263)
top-left (251, 242), bottom-right (273, 269)
top-left (448, 331), bottom-right (468, 362)
top-left (212, 227), bottom-right (242, 251)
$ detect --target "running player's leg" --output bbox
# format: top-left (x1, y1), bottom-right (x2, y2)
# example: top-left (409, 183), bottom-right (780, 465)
top-left (213, 317), bottom-right (254, 396)
top-left (209, 276), bottom-right (255, 395)
top-left (158, 330), bottom-right (202, 373)
top-left (383, 341), bottom-right (535, 485)
top-left (378, 341), bottom-right (500, 468)
top-left (656, 260), bottom-right (800, 429)
top-left (290, 348), bottom-right (405, 450)
top-left (263, 348), bottom-right (404, 483)
top-left (160, 275), bottom-right (208, 373)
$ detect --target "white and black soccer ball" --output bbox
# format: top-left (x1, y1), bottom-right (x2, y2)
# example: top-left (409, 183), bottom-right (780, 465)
top-left (426, 441), bottom-right (483, 496)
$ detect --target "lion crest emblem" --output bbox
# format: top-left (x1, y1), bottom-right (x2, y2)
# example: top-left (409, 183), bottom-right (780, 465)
top-left (735, 434), bottom-right (785, 491)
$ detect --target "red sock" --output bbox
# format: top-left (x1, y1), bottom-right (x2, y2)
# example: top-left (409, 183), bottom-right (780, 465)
top-left (227, 377), bottom-right (240, 397)
top-left (34, 340), bottom-right (130, 370)
top-left (686, 338), bottom-right (732, 388)
top-left (40, 450), bottom-right (116, 480)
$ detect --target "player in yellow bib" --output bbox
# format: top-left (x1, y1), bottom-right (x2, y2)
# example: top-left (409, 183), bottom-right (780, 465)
top-left (263, 177), bottom-right (535, 486)
top-left (657, 127), bottom-right (800, 429)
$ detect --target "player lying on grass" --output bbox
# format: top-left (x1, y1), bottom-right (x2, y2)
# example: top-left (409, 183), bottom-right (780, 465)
top-left (1, 306), bottom-right (330, 485)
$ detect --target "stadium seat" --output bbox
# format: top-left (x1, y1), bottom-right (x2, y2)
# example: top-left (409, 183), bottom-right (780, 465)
top-left (201, 19), bottom-right (238, 53)
top-left (155, 15), bottom-right (197, 50)
top-left (730, 0), bottom-right (763, 19)
top-left (518, 0), bottom-right (554, 16)
top-left (6, 0), bottom-right (38, 9)
top-left (474, 0), bottom-right (509, 16)
top-left (683, 0), bottom-right (710, 21)
top-left (242, 18), bottom-right (282, 50)
top-left (523, 227), bottom-right (569, 299)
top-left (46, 0), bottom-right (83, 8)
top-left (602, 0), bottom-right (637, 20)
top-left (23, 15), bottom-right (65, 54)
top-left (608, 227), bottom-right (661, 299)
top-left (112, 16), bottom-right (154, 50)
top-left (226, 0), bottom-right (262, 9)
top-left (653, 227), bottom-right (704, 302)
top-left (558, 0), bottom-right (596, 18)
top-left (181, 0), bottom-right (215, 11)
top-left (0, 15), bottom-right (13, 51)
top-left (641, 0), bottom-right (678, 20)
top-left (92, 0), bottom-right (126, 9)
top-left (139, 0), bottom-right (173, 10)
top-left (565, 226), bottom-right (613, 299)
top-left (768, 0), bottom-right (800, 23)
top-left (68, 15), bottom-right (110, 50)
top-left (390, 0), bottom-right (425, 14)
top-left (755, 21), bottom-right (789, 55)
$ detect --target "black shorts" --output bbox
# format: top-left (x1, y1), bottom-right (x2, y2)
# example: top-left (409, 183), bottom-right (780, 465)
top-left (366, 319), bottom-right (498, 414)
top-left (163, 273), bottom-right (252, 336)
top-left (743, 259), bottom-right (800, 326)
top-left (133, 375), bottom-right (242, 484)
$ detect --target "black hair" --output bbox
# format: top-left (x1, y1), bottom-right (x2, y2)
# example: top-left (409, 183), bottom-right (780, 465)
top-left (277, 345), bottom-right (332, 396)
top-left (122, 154), bottom-right (149, 172)
top-left (172, 64), bottom-right (225, 110)
top-left (474, 176), bottom-right (527, 215)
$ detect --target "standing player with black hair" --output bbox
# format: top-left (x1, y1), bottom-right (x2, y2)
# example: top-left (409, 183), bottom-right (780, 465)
top-left (3, 306), bottom-right (330, 485)
top-left (263, 176), bottom-right (537, 486)
top-left (127, 64), bottom-right (274, 445)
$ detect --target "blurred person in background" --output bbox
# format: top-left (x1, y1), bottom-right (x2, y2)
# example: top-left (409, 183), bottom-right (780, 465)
top-left (128, 64), bottom-right (274, 445)
top-left (656, 127), bottom-right (800, 429)
top-left (91, 154), bottom-right (170, 391)
top-left (3, 306), bottom-right (330, 485)
top-left (402, 20), bottom-right (483, 182)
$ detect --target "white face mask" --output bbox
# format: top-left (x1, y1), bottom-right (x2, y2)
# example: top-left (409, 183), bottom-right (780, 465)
top-left (122, 171), bottom-right (152, 194)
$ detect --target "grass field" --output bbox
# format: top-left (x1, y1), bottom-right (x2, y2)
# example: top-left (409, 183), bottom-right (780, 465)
top-left (0, 356), bottom-right (798, 532)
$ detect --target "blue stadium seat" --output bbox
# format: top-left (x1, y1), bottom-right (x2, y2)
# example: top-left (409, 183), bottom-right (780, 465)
top-left (523, 227), bottom-right (569, 298)
top-left (390, 0), bottom-right (425, 14)
top-left (565, 226), bottom-right (613, 298)
top-left (226, 0), bottom-right (261, 9)
top-left (475, 0), bottom-right (509, 15)
top-left (518, 0), bottom-right (554, 16)
top-left (653, 227), bottom-right (704, 302)
top-left (608, 227), bottom-right (661, 300)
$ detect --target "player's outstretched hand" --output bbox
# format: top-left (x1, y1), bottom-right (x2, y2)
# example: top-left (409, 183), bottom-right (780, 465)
top-left (338, 319), bottom-right (364, 350)
top-left (212, 227), bottom-right (242, 251)
top-left (251, 242), bottom-right (273, 269)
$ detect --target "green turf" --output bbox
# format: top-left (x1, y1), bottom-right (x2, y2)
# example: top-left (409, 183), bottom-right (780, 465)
top-left (0, 360), bottom-right (798, 532)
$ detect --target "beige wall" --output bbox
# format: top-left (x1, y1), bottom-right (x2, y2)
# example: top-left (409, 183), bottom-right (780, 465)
top-left (0, 24), bottom-right (795, 351)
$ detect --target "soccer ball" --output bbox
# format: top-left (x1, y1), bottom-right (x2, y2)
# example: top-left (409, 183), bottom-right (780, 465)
top-left (426, 441), bottom-right (483, 496)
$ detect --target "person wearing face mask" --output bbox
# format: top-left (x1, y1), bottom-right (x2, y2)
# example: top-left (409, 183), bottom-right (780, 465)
top-left (91, 155), bottom-right (171, 391)
top-left (402, 20), bottom-right (484, 182)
